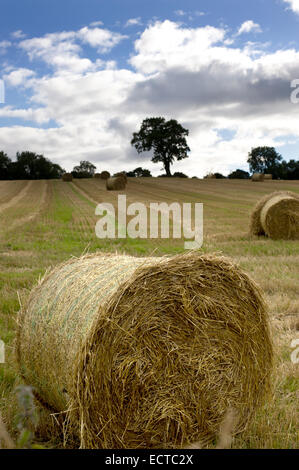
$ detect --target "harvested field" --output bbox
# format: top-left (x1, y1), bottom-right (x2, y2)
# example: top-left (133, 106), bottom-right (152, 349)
top-left (0, 177), bottom-right (298, 449)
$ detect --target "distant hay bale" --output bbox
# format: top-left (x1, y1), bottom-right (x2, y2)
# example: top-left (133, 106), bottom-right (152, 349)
top-left (17, 252), bottom-right (273, 449)
top-left (62, 173), bottom-right (73, 182)
top-left (250, 191), bottom-right (299, 239)
top-left (251, 173), bottom-right (264, 182)
top-left (114, 171), bottom-right (127, 183)
top-left (205, 173), bottom-right (216, 179)
top-left (100, 171), bottom-right (110, 180)
top-left (264, 174), bottom-right (273, 180)
top-left (106, 176), bottom-right (126, 191)
top-left (94, 173), bottom-right (101, 179)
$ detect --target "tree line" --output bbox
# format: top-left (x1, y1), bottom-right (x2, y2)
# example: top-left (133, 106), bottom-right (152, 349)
top-left (1, 117), bottom-right (299, 180)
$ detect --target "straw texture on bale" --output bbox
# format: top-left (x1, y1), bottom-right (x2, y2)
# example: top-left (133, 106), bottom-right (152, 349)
top-left (94, 173), bottom-right (101, 179)
top-left (106, 176), bottom-right (126, 191)
top-left (251, 173), bottom-right (264, 182)
top-left (17, 252), bottom-right (273, 449)
top-left (250, 191), bottom-right (299, 239)
top-left (264, 174), bottom-right (273, 180)
top-left (100, 171), bottom-right (110, 180)
top-left (62, 173), bottom-right (73, 182)
top-left (114, 171), bottom-right (127, 183)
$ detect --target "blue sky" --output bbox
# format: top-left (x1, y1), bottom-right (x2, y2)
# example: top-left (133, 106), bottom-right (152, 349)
top-left (1, 0), bottom-right (299, 176)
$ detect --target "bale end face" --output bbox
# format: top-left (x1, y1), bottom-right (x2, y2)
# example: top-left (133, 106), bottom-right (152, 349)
top-left (250, 191), bottom-right (299, 238)
top-left (62, 173), bottom-right (73, 182)
top-left (251, 173), bottom-right (264, 182)
top-left (17, 252), bottom-right (273, 449)
top-left (100, 171), bottom-right (110, 180)
top-left (106, 176), bottom-right (126, 191)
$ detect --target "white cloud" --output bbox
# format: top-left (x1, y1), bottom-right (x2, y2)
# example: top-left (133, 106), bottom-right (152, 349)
top-left (174, 10), bottom-right (186, 16)
top-left (19, 26), bottom-right (127, 74)
top-left (89, 20), bottom-right (104, 27)
top-left (283, 0), bottom-right (299, 14)
top-left (78, 27), bottom-right (127, 52)
top-left (237, 20), bottom-right (262, 35)
top-left (0, 41), bottom-right (11, 53)
top-left (4, 68), bottom-right (35, 87)
top-left (125, 18), bottom-right (142, 27)
top-left (2, 20), bottom-right (299, 177)
top-left (11, 30), bottom-right (26, 39)
top-left (130, 20), bottom-right (227, 74)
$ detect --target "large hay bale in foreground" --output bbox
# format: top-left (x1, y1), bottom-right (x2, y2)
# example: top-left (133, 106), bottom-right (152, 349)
top-left (251, 173), bottom-right (264, 182)
top-left (62, 173), bottom-right (73, 182)
top-left (106, 176), bottom-right (126, 190)
top-left (17, 252), bottom-right (273, 449)
top-left (100, 171), bottom-right (110, 180)
top-left (250, 191), bottom-right (299, 239)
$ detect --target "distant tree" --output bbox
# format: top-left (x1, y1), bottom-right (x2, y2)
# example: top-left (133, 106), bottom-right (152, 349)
top-left (214, 172), bottom-right (226, 179)
top-left (0, 151), bottom-right (12, 179)
top-left (247, 146), bottom-right (282, 175)
top-left (276, 159), bottom-right (299, 180)
top-left (72, 160), bottom-right (96, 178)
top-left (228, 169), bottom-right (250, 179)
top-left (11, 151), bottom-right (64, 179)
top-left (131, 117), bottom-right (190, 177)
top-left (127, 167), bottom-right (152, 177)
top-left (173, 172), bottom-right (188, 178)
top-left (203, 172), bottom-right (225, 179)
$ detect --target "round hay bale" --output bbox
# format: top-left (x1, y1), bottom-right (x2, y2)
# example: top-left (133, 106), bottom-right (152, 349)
top-left (100, 171), bottom-right (110, 180)
top-left (106, 176), bottom-right (126, 191)
top-left (264, 174), bottom-right (273, 180)
top-left (260, 194), bottom-right (299, 239)
top-left (114, 171), bottom-right (127, 183)
top-left (251, 173), bottom-right (264, 182)
top-left (62, 173), bottom-right (73, 182)
top-left (17, 252), bottom-right (273, 449)
top-left (250, 191), bottom-right (299, 237)
top-left (94, 173), bottom-right (101, 179)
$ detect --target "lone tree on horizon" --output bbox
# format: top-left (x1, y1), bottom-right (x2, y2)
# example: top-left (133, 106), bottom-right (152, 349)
top-left (247, 146), bottom-right (282, 175)
top-left (131, 117), bottom-right (190, 176)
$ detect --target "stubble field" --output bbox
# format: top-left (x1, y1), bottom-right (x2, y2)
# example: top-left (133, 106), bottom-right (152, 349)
top-left (0, 177), bottom-right (298, 448)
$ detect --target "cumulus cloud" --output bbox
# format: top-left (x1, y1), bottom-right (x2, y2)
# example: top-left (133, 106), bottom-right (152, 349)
top-left (1, 20), bottom-right (299, 176)
top-left (237, 20), bottom-right (262, 35)
top-left (282, 0), bottom-right (299, 14)
top-left (77, 26), bottom-right (127, 52)
top-left (4, 68), bottom-right (35, 87)
top-left (19, 26), bottom-right (127, 74)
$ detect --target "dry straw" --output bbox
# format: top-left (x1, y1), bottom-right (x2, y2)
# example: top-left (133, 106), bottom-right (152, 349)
top-left (100, 171), bottom-right (110, 180)
top-left (251, 173), bottom-right (264, 182)
top-left (106, 176), bottom-right (126, 191)
top-left (250, 191), bottom-right (299, 239)
top-left (62, 173), bottom-right (73, 182)
top-left (114, 171), bottom-right (128, 183)
top-left (17, 252), bottom-right (273, 449)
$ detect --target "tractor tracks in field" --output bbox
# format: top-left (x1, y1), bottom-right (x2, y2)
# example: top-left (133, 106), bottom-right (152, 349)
top-left (4, 180), bottom-right (50, 232)
top-left (0, 181), bottom-right (33, 214)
